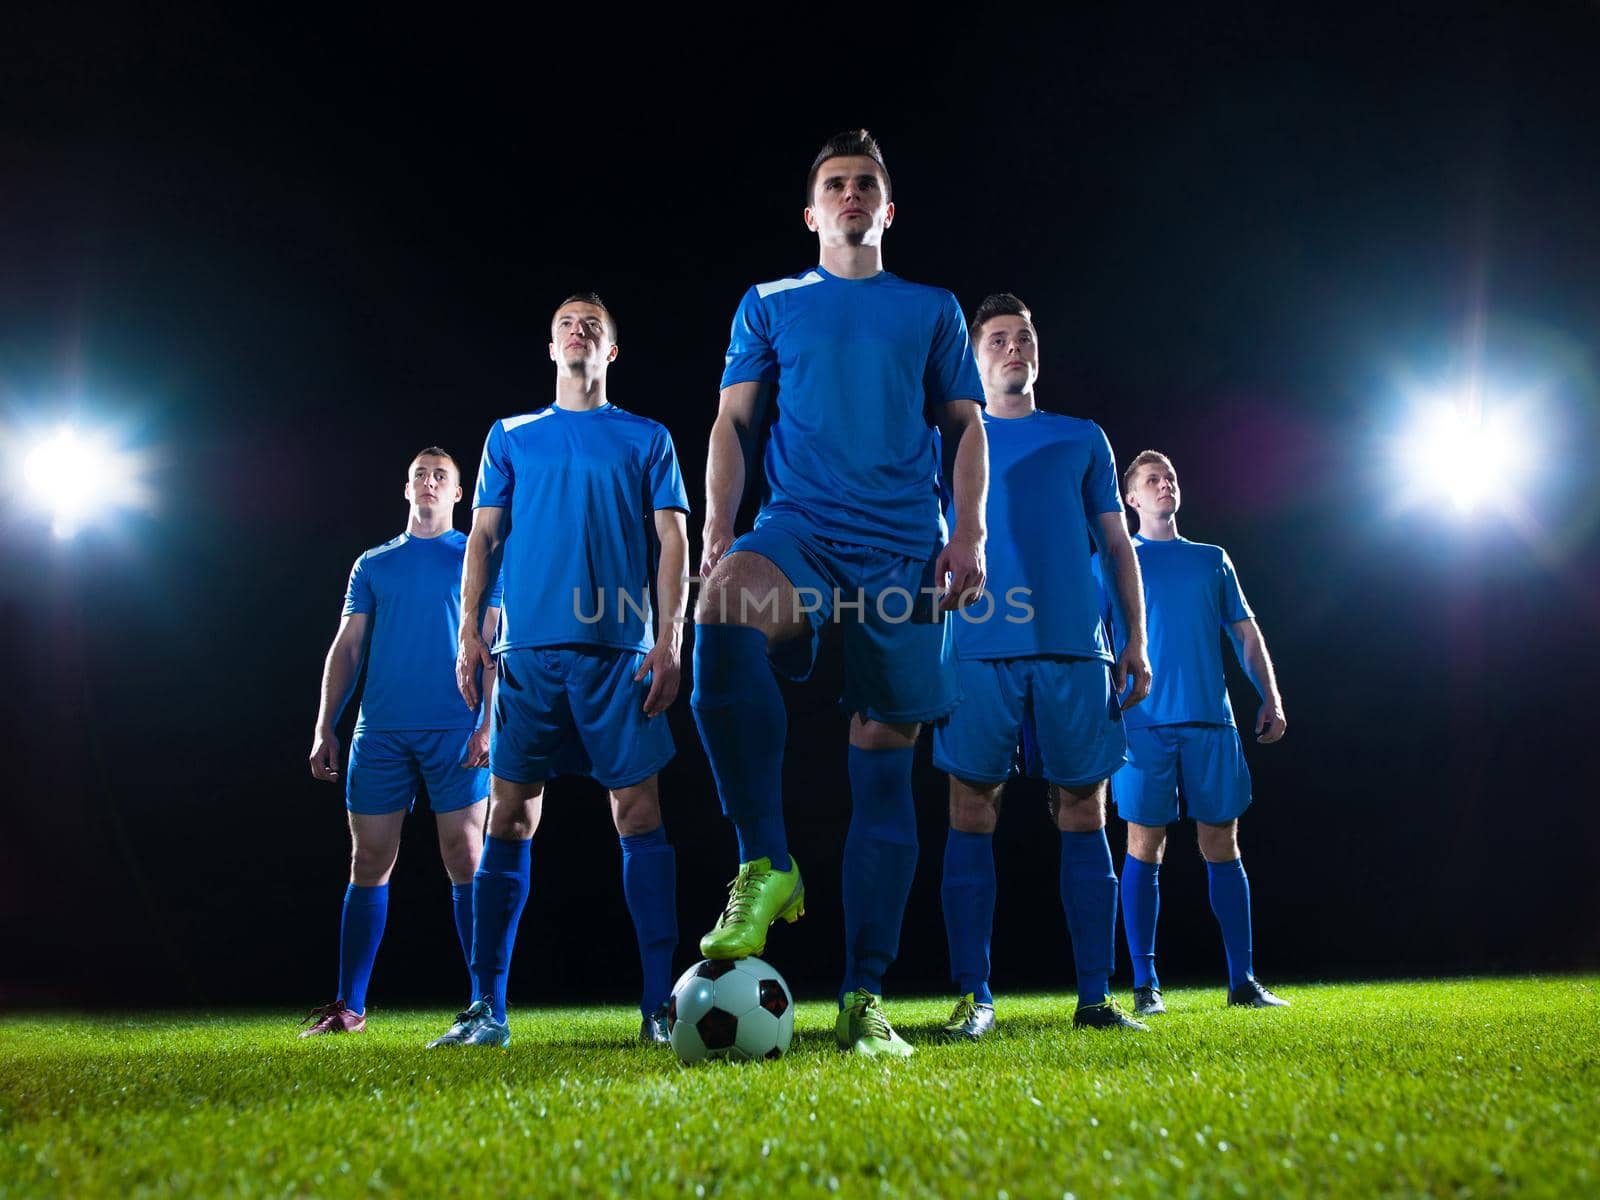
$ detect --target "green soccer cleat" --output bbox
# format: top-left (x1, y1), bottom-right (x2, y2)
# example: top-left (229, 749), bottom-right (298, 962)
top-left (698, 856), bottom-right (805, 960)
top-left (1073, 997), bottom-right (1149, 1032)
top-left (426, 999), bottom-right (511, 1048)
top-left (940, 993), bottom-right (996, 1041)
top-left (835, 988), bottom-right (914, 1058)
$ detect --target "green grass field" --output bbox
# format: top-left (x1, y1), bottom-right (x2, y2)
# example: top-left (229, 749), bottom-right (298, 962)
top-left (2, 977), bottom-right (1596, 1198)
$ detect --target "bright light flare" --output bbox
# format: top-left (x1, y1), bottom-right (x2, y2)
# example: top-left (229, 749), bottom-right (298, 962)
top-left (22, 425), bottom-right (146, 539)
top-left (1394, 395), bottom-right (1534, 517)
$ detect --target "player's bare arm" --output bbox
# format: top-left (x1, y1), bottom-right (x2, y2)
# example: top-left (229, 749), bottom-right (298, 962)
top-left (701, 380), bottom-right (772, 576)
top-left (461, 604), bottom-right (501, 769)
top-left (934, 398), bottom-right (989, 611)
top-left (457, 505), bottom-right (504, 709)
top-left (309, 612), bottom-right (370, 781)
top-left (638, 507), bottom-right (689, 716)
top-left (1231, 616), bottom-right (1286, 743)
top-left (1095, 510), bottom-right (1152, 709)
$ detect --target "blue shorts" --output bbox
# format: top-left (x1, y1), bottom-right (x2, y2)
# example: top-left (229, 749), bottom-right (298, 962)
top-left (726, 522), bottom-right (958, 725)
top-left (491, 646), bottom-right (675, 790)
top-left (346, 728), bottom-right (489, 816)
top-left (933, 656), bottom-right (1127, 788)
top-left (1112, 723), bottom-right (1252, 826)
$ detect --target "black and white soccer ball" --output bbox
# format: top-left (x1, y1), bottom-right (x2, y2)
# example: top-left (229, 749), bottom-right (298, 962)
top-left (666, 957), bottom-right (795, 1064)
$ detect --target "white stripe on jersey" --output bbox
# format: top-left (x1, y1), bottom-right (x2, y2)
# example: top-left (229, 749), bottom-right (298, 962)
top-left (755, 271), bottom-right (824, 299)
top-left (502, 410), bottom-right (556, 433)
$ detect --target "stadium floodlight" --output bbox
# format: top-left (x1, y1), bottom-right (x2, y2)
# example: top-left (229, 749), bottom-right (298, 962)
top-left (1394, 393), bottom-right (1532, 516)
top-left (22, 424), bottom-right (146, 539)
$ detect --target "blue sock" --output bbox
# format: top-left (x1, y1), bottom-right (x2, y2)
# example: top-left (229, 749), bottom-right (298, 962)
top-left (1120, 856), bottom-right (1162, 990)
top-left (471, 836), bottom-right (532, 1022)
top-left (337, 883), bottom-right (388, 1015)
top-left (450, 882), bottom-right (474, 1003)
top-left (1059, 829), bottom-right (1118, 1009)
top-left (690, 625), bottom-right (790, 870)
top-left (1207, 857), bottom-right (1254, 988)
top-left (840, 745), bottom-right (918, 1002)
top-left (941, 829), bottom-right (995, 1005)
top-left (620, 827), bottom-right (678, 1015)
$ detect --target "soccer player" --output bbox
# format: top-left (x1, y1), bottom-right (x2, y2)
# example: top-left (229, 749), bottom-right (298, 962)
top-left (691, 130), bottom-right (989, 1057)
top-left (302, 448), bottom-right (501, 1037)
top-left (426, 293), bottom-right (691, 1048)
top-left (1112, 449), bottom-right (1290, 1013)
top-left (932, 294), bottom-right (1152, 1040)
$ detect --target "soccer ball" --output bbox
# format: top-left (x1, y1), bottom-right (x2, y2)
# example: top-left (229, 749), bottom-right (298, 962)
top-left (667, 957), bottom-right (794, 1064)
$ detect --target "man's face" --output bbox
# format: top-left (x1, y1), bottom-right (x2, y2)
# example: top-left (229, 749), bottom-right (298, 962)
top-left (975, 314), bottom-right (1039, 397)
top-left (405, 455), bottom-right (461, 516)
top-left (805, 155), bottom-right (893, 247)
top-left (549, 302), bottom-right (617, 375)
top-left (1128, 461), bottom-right (1180, 517)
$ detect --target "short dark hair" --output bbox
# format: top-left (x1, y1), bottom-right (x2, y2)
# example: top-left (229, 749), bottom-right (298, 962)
top-left (969, 293), bottom-right (1033, 343)
top-left (552, 292), bottom-right (618, 342)
top-left (806, 129), bottom-right (892, 206)
top-left (410, 446), bottom-right (459, 478)
top-left (1122, 449), bottom-right (1175, 496)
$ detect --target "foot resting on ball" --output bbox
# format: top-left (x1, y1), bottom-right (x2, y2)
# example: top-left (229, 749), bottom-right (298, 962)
top-left (698, 856), bottom-right (805, 960)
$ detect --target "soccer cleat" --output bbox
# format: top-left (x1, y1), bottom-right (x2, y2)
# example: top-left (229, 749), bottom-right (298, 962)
top-left (1133, 986), bottom-right (1167, 1017)
top-left (639, 1002), bottom-right (671, 1045)
top-left (298, 999), bottom-right (365, 1038)
top-left (426, 998), bottom-right (511, 1047)
top-left (835, 988), bottom-right (914, 1058)
top-left (698, 856), bottom-right (805, 960)
top-left (940, 993), bottom-right (996, 1041)
top-left (1073, 997), bottom-right (1149, 1032)
top-left (1227, 978), bottom-right (1290, 1008)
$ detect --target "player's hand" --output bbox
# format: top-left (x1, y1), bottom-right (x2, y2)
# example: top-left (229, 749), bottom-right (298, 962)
top-left (461, 724), bottom-right (491, 769)
top-left (1255, 698), bottom-right (1287, 744)
top-left (700, 519), bottom-right (736, 578)
top-left (636, 641), bottom-right (682, 717)
top-left (936, 533), bottom-right (987, 613)
top-left (1114, 640), bottom-right (1153, 710)
top-left (309, 726), bottom-right (341, 782)
top-left (457, 632), bottom-right (494, 709)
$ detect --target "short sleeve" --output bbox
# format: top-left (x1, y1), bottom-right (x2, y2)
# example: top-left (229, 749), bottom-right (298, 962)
top-left (1082, 423), bottom-right (1124, 517)
top-left (646, 424), bottom-right (691, 512)
top-left (342, 555), bottom-right (374, 616)
top-left (719, 286), bottom-right (779, 390)
top-left (474, 420), bottom-right (513, 509)
top-left (922, 291), bottom-right (985, 407)
top-left (1219, 550), bottom-right (1254, 624)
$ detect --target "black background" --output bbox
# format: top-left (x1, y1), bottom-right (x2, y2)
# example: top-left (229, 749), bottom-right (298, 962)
top-left (4, 6), bottom-right (1599, 1010)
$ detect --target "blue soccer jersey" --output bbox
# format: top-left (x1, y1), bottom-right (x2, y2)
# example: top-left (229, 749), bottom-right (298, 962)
top-left (1114, 535), bottom-right (1254, 730)
top-left (473, 403), bottom-right (689, 654)
top-left (343, 530), bottom-right (503, 732)
top-left (950, 410), bottom-right (1123, 661)
top-left (720, 267), bottom-right (984, 558)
